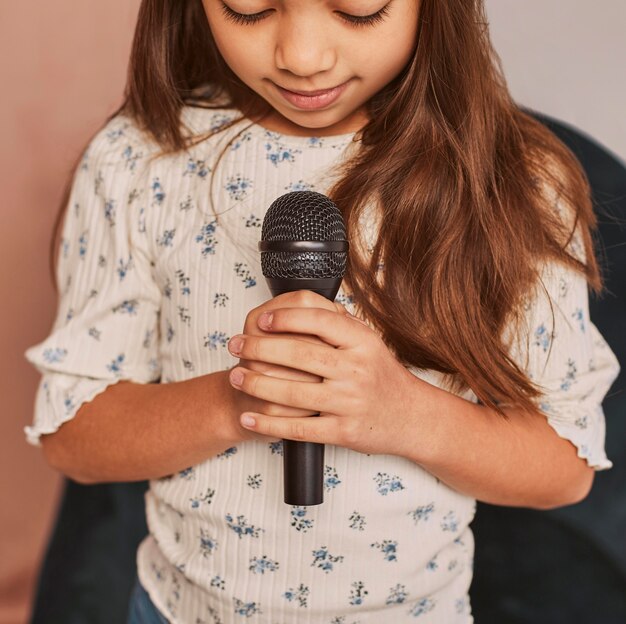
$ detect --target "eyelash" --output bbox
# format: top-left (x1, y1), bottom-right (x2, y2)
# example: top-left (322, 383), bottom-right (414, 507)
top-left (219, 2), bottom-right (391, 28)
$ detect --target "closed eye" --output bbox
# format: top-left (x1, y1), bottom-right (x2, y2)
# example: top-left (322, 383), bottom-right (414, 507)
top-left (219, 2), bottom-right (392, 28)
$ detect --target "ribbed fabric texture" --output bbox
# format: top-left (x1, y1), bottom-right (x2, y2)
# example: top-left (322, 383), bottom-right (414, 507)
top-left (24, 104), bottom-right (619, 623)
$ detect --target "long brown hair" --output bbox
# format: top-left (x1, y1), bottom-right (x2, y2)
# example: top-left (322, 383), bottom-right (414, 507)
top-left (49, 0), bottom-right (604, 417)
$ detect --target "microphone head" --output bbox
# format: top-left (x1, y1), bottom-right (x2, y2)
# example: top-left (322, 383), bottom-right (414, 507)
top-left (260, 191), bottom-right (348, 279)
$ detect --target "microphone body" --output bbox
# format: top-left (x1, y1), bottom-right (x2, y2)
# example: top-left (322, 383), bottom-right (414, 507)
top-left (258, 192), bottom-right (349, 506)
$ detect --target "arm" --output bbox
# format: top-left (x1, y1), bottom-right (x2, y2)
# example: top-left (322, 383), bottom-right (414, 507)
top-left (403, 381), bottom-right (594, 510)
top-left (41, 370), bottom-right (246, 485)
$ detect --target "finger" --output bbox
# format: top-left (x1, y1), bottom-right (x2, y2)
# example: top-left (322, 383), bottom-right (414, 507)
top-left (239, 411), bottom-right (339, 445)
top-left (229, 366), bottom-right (333, 414)
top-left (258, 307), bottom-right (369, 348)
top-left (230, 335), bottom-right (340, 380)
top-left (243, 358), bottom-right (322, 383)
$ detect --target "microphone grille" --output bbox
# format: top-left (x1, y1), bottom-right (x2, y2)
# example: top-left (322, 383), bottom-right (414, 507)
top-left (262, 191), bottom-right (346, 242)
top-left (260, 191), bottom-right (347, 279)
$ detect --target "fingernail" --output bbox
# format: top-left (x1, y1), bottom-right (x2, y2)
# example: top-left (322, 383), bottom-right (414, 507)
top-left (230, 369), bottom-right (244, 386)
top-left (241, 414), bottom-right (256, 427)
top-left (258, 312), bottom-right (273, 330)
top-left (229, 336), bottom-right (244, 355)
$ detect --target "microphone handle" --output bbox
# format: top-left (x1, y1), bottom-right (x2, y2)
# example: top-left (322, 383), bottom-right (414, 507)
top-left (265, 276), bottom-right (343, 506)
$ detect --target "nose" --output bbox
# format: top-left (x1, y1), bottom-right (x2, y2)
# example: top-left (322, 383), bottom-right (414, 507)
top-left (274, 15), bottom-right (336, 77)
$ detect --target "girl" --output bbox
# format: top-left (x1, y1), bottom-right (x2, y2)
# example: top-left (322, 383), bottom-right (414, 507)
top-left (24, 0), bottom-right (620, 622)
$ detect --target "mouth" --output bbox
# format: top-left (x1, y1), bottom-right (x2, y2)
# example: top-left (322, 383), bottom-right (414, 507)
top-left (273, 80), bottom-right (352, 111)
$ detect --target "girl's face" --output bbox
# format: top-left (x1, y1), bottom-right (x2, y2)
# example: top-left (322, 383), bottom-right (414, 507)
top-left (202, 0), bottom-right (420, 136)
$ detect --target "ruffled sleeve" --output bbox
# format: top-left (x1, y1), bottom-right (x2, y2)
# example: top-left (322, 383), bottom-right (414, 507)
top-left (506, 224), bottom-right (620, 471)
top-left (24, 114), bottom-right (162, 447)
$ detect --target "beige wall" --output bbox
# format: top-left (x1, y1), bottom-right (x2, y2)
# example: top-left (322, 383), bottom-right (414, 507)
top-left (1, 2), bottom-right (140, 622)
top-left (2, 2), bottom-right (623, 623)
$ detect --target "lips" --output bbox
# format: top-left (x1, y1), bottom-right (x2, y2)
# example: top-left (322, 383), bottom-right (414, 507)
top-left (274, 80), bottom-right (352, 111)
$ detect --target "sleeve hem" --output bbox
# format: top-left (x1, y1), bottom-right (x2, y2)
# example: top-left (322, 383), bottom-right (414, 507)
top-left (544, 414), bottom-right (613, 472)
top-left (24, 375), bottom-right (151, 448)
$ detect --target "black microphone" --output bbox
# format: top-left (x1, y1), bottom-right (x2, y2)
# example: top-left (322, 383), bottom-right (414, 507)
top-left (258, 191), bottom-right (349, 506)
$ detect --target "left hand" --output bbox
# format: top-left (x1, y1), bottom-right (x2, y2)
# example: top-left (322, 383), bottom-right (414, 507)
top-left (227, 291), bottom-right (428, 457)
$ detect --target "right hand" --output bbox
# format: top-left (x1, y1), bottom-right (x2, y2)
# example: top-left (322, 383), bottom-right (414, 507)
top-left (226, 290), bottom-right (353, 443)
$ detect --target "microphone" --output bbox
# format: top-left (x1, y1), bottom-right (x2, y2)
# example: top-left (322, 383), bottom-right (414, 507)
top-left (258, 191), bottom-right (349, 506)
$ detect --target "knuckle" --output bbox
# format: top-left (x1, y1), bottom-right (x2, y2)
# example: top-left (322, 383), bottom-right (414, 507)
top-left (289, 420), bottom-right (307, 441)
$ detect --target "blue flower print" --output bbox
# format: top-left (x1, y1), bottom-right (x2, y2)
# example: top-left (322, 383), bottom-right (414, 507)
top-left (269, 440), bottom-right (283, 455)
top-left (249, 555), bottom-right (279, 574)
top-left (285, 180), bottom-right (314, 192)
top-left (112, 299), bottom-right (138, 315)
top-left (408, 597), bottom-right (436, 617)
top-left (225, 175), bottom-right (253, 201)
top-left (121, 144), bottom-right (143, 172)
top-left (373, 472), bottom-right (405, 496)
top-left (163, 279), bottom-right (173, 299)
top-left (177, 306), bottom-right (191, 326)
top-left (572, 307), bottom-right (585, 332)
top-left (106, 353), bottom-right (125, 376)
top-left (88, 327), bottom-right (101, 341)
top-left (42, 348), bottom-right (68, 364)
top-left (441, 511), bottom-right (459, 532)
top-left (575, 415), bottom-right (589, 429)
top-left (183, 157), bottom-right (211, 179)
top-left (290, 506), bottom-right (314, 532)
top-left (230, 131), bottom-right (253, 151)
top-left (234, 262), bottom-right (257, 288)
top-left (533, 323), bottom-right (553, 352)
top-left (263, 133), bottom-right (301, 166)
top-left (426, 556), bottom-right (439, 572)
top-left (117, 255), bottom-right (133, 281)
top-left (195, 220), bottom-right (219, 257)
top-left (189, 487), bottom-right (215, 509)
top-left (217, 446), bottom-right (238, 459)
top-left (324, 465), bottom-right (341, 490)
top-left (244, 214), bottom-right (262, 228)
top-left (210, 575), bottom-right (225, 590)
top-left (370, 539), bottom-right (398, 562)
top-left (150, 561), bottom-right (167, 582)
top-left (62, 237), bottom-right (70, 259)
top-left (247, 473), bottom-right (262, 489)
top-left (213, 292), bottom-right (230, 308)
top-left (209, 112), bottom-right (235, 132)
top-left (311, 546), bottom-right (344, 573)
top-left (204, 331), bottom-right (229, 351)
top-left (386, 584), bottom-right (408, 605)
top-left (560, 358), bottom-right (577, 391)
top-left (151, 177), bottom-right (166, 206)
top-left (157, 229), bottom-right (176, 247)
top-left (283, 583), bottom-right (309, 607)
top-left (348, 581), bottom-right (368, 606)
top-left (307, 137), bottom-right (324, 148)
top-left (225, 513), bottom-right (263, 539)
top-left (455, 595), bottom-right (470, 615)
top-left (408, 503), bottom-right (435, 525)
top-left (104, 198), bottom-right (116, 227)
top-left (232, 597), bottom-right (262, 617)
top-left (78, 230), bottom-right (88, 259)
top-left (178, 466), bottom-right (195, 480)
top-left (199, 528), bottom-right (218, 557)
top-left (63, 394), bottom-right (76, 415)
top-left (65, 308), bottom-right (74, 323)
top-left (166, 319), bottom-right (174, 343)
top-left (175, 269), bottom-right (191, 295)
top-left (173, 196), bottom-right (191, 214)
top-left (348, 511), bottom-right (366, 531)
top-left (105, 126), bottom-right (125, 144)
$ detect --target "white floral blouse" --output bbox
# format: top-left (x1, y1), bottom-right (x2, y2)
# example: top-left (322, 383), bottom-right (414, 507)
top-left (24, 103), bottom-right (620, 624)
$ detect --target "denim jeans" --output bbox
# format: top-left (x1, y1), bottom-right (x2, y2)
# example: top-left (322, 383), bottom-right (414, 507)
top-left (127, 574), bottom-right (170, 623)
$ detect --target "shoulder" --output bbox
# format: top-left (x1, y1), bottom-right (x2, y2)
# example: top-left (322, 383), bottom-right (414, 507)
top-left (79, 111), bottom-right (164, 183)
